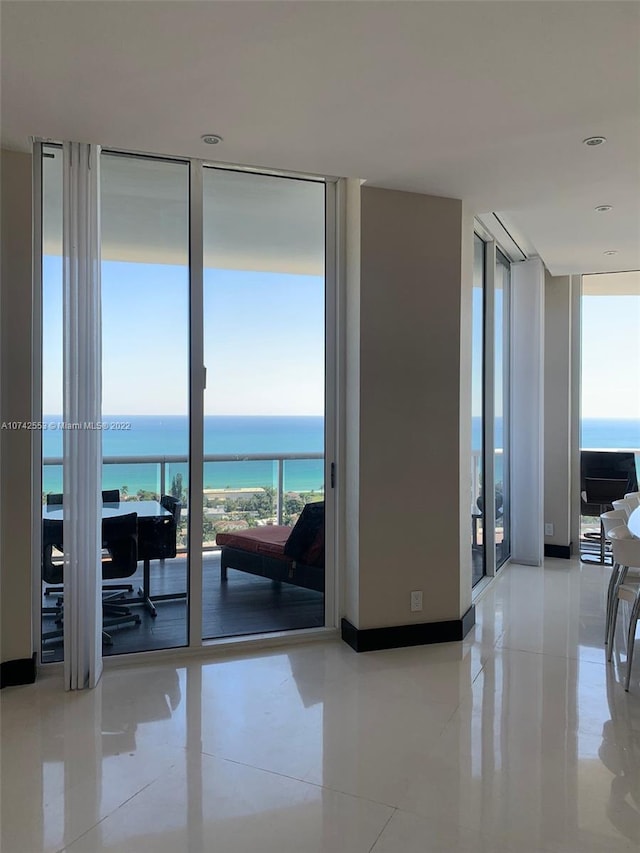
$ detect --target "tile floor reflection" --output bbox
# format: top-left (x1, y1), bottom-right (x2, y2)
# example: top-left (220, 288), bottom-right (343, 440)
top-left (1, 557), bottom-right (639, 852)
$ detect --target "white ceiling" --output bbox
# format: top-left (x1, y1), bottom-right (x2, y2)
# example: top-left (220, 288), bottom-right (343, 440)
top-left (2, 0), bottom-right (639, 275)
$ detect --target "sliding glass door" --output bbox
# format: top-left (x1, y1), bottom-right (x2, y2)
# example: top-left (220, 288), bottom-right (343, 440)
top-left (495, 250), bottom-right (511, 568)
top-left (471, 234), bottom-right (486, 585)
top-left (470, 231), bottom-right (511, 587)
top-left (100, 152), bottom-right (191, 655)
top-left (38, 144), bottom-right (332, 664)
top-left (40, 144), bottom-right (64, 662)
top-left (201, 168), bottom-right (326, 639)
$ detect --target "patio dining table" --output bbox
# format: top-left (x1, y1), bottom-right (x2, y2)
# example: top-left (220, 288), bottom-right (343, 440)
top-left (43, 500), bottom-right (177, 617)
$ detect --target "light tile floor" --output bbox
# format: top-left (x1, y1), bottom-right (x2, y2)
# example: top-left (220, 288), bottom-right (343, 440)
top-left (2, 557), bottom-right (639, 852)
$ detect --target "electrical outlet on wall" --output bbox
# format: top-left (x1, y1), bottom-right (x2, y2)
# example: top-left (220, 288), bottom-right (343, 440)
top-left (544, 523), bottom-right (554, 536)
top-left (410, 590), bottom-right (423, 612)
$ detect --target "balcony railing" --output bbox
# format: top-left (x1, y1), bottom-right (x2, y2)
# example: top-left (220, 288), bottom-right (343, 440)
top-left (43, 452), bottom-right (325, 543)
top-left (45, 450), bottom-right (488, 517)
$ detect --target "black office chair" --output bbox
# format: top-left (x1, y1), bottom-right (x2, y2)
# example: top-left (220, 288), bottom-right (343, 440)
top-left (581, 477), bottom-right (629, 565)
top-left (45, 488), bottom-right (134, 598)
top-left (41, 518), bottom-right (65, 641)
top-left (48, 490), bottom-right (120, 504)
top-left (42, 500), bottom-right (64, 600)
top-left (41, 514), bottom-right (141, 646)
top-left (101, 489), bottom-right (137, 596)
top-left (134, 497), bottom-right (181, 614)
top-left (101, 513), bottom-right (141, 645)
top-left (160, 494), bottom-right (182, 526)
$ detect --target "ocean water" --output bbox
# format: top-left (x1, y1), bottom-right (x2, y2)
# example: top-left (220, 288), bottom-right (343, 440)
top-left (42, 415), bottom-right (325, 496)
top-left (471, 417), bottom-right (640, 491)
top-left (471, 417), bottom-right (640, 452)
top-left (42, 415), bottom-right (640, 497)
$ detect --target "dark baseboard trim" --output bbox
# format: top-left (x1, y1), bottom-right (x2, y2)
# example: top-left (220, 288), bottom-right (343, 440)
top-left (544, 544), bottom-right (571, 559)
top-left (341, 606), bottom-right (476, 653)
top-left (1, 653), bottom-right (37, 689)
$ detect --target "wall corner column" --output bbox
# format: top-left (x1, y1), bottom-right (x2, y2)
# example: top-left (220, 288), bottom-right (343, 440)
top-left (342, 185), bottom-right (474, 651)
top-left (1, 148), bottom-right (35, 682)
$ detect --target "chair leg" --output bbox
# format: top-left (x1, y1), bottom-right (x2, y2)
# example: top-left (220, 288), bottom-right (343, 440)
top-left (605, 562), bottom-right (620, 644)
top-left (607, 564), bottom-right (629, 650)
top-left (608, 596), bottom-right (622, 661)
top-left (42, 625), bottom-right (64, 642)
top-left (624, 596), bottom-right (640, 692)
top-left (103, 583), bottom-right (134, 593)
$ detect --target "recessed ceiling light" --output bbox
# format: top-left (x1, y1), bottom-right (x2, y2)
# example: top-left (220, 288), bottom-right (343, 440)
top-left (583, 136), bottom-right (607, 146)
top-left (603, 250), bottom-right (618, 256)
top-left (595, 204), bottom-right (613, 213)
top-left (201, 134), bottom-right (223, 145)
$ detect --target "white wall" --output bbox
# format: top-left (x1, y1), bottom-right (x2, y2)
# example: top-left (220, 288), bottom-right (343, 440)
top-left (343, 179), bottom-right (362, 627)
top-left (1, 149), bottom-right (34, 664)
top-left (345, 186), bottom-right (471, 628)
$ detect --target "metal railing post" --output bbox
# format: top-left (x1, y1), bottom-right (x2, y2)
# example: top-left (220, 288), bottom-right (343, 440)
top-left (277, 457), bottom-right (284, 524)
top-left (160, 459), bottom-right (166, 499)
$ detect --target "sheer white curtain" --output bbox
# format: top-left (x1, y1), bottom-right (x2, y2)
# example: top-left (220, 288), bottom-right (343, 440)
top-left (62, 142), bottom-right (103, 690)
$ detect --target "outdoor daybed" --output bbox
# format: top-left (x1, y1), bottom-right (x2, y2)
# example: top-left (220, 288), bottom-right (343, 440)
top-left (215, 501), bottom-right (325, 593)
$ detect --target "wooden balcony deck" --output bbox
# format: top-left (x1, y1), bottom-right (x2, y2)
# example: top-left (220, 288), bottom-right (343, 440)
top-left (41, 551), bottom-right (325, 662)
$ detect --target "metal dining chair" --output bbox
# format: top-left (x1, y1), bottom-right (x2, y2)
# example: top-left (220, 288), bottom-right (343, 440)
top-left (582, 478), bottom-right (629, 564)
top-left (601, 510), bottom-right (629, 642)
top-left (624, 492), bottom-right (640, 511)
top-left (606, 526), bottom-right (640, 692)
top-left (612, 498), bottom-right (634, 520)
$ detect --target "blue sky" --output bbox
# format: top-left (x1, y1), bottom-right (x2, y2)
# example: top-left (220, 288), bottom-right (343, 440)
top-left (43, 257), bottom-right (639, 422)
top-left (581, 294), bottom-right (640, 419)
top-left (42, 258), bottom-right (325, 416)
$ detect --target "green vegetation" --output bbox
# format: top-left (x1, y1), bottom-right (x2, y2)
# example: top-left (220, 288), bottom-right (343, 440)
top-left (171, 473), bottom-right (184, 503)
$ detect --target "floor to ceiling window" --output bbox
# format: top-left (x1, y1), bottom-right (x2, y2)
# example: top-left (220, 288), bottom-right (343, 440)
top-left (471, 230), bottom-right (512, 587)
top-left (579, 272), bottom-right (640, 554)
top-left (471, 234), bottom-right (485, 585)
top-left (495, 250), bottom-right (511, 568)
top-left (201, 168), bottom-right (326, 640)
top-left (40, 144), bottom-right (64, 662)
top-left (41, 149), bottom-right (192, 660)
top-left (38, 143), bottom-right (333, 663)
top-left (99, 152), bottom-right (191, 655)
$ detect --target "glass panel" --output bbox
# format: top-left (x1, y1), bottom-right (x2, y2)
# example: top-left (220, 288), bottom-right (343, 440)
top-left (100, 152), bottom-right (190, 654)
top-left (495, 251), bottom-right (510, 567)
top-left (41, 144), bottom-right (64, 662)
top-left (580, 272), bottom-right (640, 555)
top-left (471, 234), bottom-right (485, 585)
top-left (202, 168), bottom-right (326, 639)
